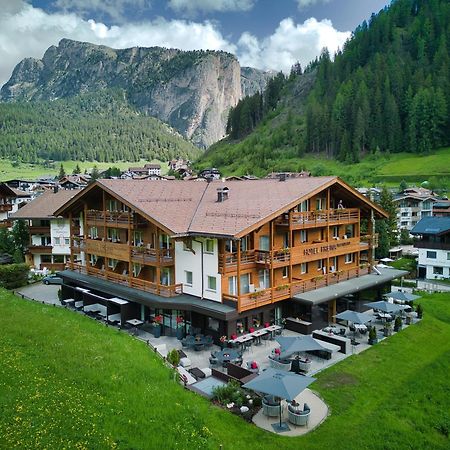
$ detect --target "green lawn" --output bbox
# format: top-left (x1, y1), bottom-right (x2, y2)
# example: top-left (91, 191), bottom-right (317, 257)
top-left (0, 158), bottom-right (168, 181)
top-left (1, 290), bottom-right (449, 449)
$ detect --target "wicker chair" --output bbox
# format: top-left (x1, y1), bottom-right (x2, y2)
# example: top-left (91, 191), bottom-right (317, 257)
top-left (287, 403), bottom-right (311, 426)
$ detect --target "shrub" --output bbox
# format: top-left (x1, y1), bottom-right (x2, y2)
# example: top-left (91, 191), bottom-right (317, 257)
top-left (369, 326), bottom-right (377, 340)
top-left (0, 263), bottom-right (29, 289)
top-left (167, 349), bottom-right (180, 367)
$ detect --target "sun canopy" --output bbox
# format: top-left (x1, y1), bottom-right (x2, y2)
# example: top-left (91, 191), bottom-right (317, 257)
top-left (385, 291), bottom-right (420, 302)
top-left (334, 310), bottom-right (373, 324)
top-left (242, 368), bottom-right (316, 402)
top-left (364, 300), bottom-right (408, 313)
top-left (276, 335), bottom-right (327, 358)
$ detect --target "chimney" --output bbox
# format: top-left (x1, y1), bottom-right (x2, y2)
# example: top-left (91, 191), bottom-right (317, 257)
top-left (217, 186), bottom-right (229, 202)
top-left (54, 185), bottom-right (59, 194)
top-left (279, 173), bottom-right (287, 182)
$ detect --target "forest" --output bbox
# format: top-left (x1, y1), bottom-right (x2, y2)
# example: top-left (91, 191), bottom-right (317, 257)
top-left (0, 89), bottom-right (200, 163)
top-left (220, 0), bottom-right (449, 167)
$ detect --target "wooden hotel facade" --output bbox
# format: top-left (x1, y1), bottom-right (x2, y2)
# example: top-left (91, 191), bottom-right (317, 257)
top-left (55, 177), bottom-right (389, 340)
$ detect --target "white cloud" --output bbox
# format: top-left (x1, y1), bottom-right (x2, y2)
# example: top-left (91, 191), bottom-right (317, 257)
top-left (53, 0), bottom-right (150, 22)
top-left (297, 0), bottom-right (331, 9)
top-left (0, 1), bottom-right (235, 87)
top-left (0, 2), bottom-right (350, 88)
top-left (237, 17), bottom-right (350, 73)
top-left (168, 0), bottom-right (255, 15)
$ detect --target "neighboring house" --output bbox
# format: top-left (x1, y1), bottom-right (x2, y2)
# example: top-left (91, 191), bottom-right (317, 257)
top-left (127, 164), bottom-right (162, 178)
top-left (0, 183), bottom-right (32, 227)
top-left (433, 201), bottom-right (450, 217)
top-left (144, 164), bottom-right (161, 176)
top-left (393, 188), bottom-right (438, 231)
top-left (411, 216), bottom-right (450, 281)
top-left (10, 189), bottom-right (79, 271)
top-left (58, 175), bottom-right (90, 189)
top-left (198, 168), bottom-right (221, 180)
top-left (265, 172), bottom-right (311, 180)
top-left (53, 177), bottom-right (406, 340)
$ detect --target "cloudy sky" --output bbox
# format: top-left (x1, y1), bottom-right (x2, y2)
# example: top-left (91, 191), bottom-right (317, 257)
top-left (1, 0), bottom-right (390, 87)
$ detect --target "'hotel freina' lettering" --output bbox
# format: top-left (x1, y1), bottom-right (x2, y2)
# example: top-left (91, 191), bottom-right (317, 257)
top-left (304, 240), bottom-right (351, 255)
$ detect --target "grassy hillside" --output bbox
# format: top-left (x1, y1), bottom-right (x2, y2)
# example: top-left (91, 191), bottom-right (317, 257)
top-left (198, 141), bottom-right (450, 189)
top-left (0, 158), bottom-right (168, 182)
top-left (1, 289), bottom-right (449, 449)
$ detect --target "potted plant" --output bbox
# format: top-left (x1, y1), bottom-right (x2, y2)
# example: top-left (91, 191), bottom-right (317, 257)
top-left (153, 315), bottom-right (163, 338)
top-left (167, 348), bottom-right (180, 367)
top-left (236, 322), bottom-right (244, 334)
top-left (219, 335), bottom-right (228, 349)
top-left (175, 316), bottom-right (184, 340)
top-left (394, 316), bottom-right (402, 332)
top-left (368, 326), bottom-right (378, 345)
top-left (383, 321), bottom-right (393, 337)
top-left (416, 303), bottom-right (423, 319)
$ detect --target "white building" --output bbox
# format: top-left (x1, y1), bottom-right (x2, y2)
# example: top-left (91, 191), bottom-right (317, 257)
top-left (11, 189), bottom-right (79, 270)
top-left (411, 217), bottom-right (450, 280)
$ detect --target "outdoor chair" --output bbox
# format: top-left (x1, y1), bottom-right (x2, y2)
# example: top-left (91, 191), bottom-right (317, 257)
top-left (288, 403), bottom-right (311, 426)
top-left (204, 335), bottom-right (213, 347)
top-left (262, 396), bottom-right (281, 417)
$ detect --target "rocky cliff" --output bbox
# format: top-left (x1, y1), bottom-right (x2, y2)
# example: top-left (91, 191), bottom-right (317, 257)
top-left (1, 39), bottom-right (272, 148)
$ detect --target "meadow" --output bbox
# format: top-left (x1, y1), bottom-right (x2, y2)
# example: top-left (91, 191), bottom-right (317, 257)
top-left (0, 290), bottom-right (449, 449)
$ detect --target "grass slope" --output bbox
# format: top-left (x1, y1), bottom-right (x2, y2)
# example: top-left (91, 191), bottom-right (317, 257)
top-left (1, 290), bottom-right (449, 449)
top-left (0, 158), bottom-right (168, 182)
top-left (198, 141), bottom-right (450, 189)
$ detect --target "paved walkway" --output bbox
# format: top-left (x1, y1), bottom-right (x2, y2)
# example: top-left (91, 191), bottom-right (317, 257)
top-left (252, 388), bottom-right (328, 436)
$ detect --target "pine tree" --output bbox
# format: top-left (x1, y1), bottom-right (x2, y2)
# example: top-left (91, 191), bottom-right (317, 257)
top-left (73, 163), bottom-right (81, 174)
top-left (58, 163), bottom-right (66, 180)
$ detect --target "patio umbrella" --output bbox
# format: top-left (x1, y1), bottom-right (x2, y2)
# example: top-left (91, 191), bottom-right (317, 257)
top-left (276, 335), bottom-right (327, 358)
top-left (334, 310), bottom-right (373, 324)
top-left (242, 368), bottom-right (316, 431)
top-left (385, 291), bottom-right (421, 302)
top-left (364, 300), bottom-right (407, 313)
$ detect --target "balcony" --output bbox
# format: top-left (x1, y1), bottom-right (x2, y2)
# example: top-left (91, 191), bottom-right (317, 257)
top-left (0, 219), bottom-right (12, 228)
top-left (223, 266), bottom-right (371, 313)
top-left (131, 246), bottom-right (174, 266)
top-left (28, 245), bottom-right (53, 254)
top-left (218, 250), bottom-right (256, 273)
top-left (0, 204), bottom-right (13, 212)
top-left (85, 210), bottom-right (147, 228)
top-left (275, 208), bottom-right (359, 229)
top-left (415, 240), bottom-right (450, 251)
top-left (68, 263), bottom-right (182, 298)
top-left (85, 239), bottom-right (130, 261)
top-left (29, 225), bottom-right (51, 234)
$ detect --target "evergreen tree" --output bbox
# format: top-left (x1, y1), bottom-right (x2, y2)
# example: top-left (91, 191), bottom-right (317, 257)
top-left (58, 164), bottom-right (66, 180)
top-left (72, 164), bottom-right (81, 174)
top-left (90, 165), bottom-right (100, 183)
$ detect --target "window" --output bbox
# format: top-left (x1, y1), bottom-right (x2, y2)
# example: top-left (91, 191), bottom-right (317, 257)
top-left (107, 199), bottom-right (118, 211)
top-left (225, 239), bottom-right (237, 253)
top-left (316, 198), bottom-right (325, 211)
top-left (433, 266), bottom-right (443, 275)
top-left (240, 273), bottom-right (250, 294)
top-left (447, 252), bottom-right (450, 261)
top-left (332, 226), bottom-right (339, 239)
top-left (89, 226), bottom-right (98, 239)
top-left (317, 259), bottom-right (324, 270)
top-left (182, 240), bottom-right (190, 252)
top-left (228, 276), bottom-right (237, 295)
top-left (259, 235), bottom-right (270, 251)
top-left (258, 269), bottom-right (270, 289)
top-left (107, 228), bottom-right (119, 242)
top-left (185, 270), bottom-right (193, 286)
top-left (207, 276), bottom-right (216, 292)
top-left (159, 234), bottom-right (170, 249)
top-left (300, 229), bottom-right (308, 243)
top-left (401, 212), bottom-right (408, 217)
top-left (298, 200), bottom-right (309, 212)
top-left (108, 258), bottom-right (118, 269)
top-left (89, 254), bottom-right (98, 265)
top-left (345, 253), bottom-right (354, 264)
top-left (427, 251), bottom-right (437, 259)
top-left (240, 236), bottom-right (249, 252)
top-left (300, 263), bottom-right (307, 274)
top-left (282, 266), bottom-right (289, 279)
top-left (65, 238), bottom-right (70, 245)
top-left (160, 268), bottom-right (171, 285)
top-left (133, 231), bottom-right (143, 246)
top-left (345, 224), bottom-right (354, 238)
top-left (282, 232), bottom-right (289, 248)
top-left (41, 236), bottom-right (51, 246)
top-left (53, 237), bottom-right (61, 245)
top-left (132, 263), bottom-right (142, 277)
top-left (205, 239), bottom-right (214, 254)
top-left (207, 317), bottom-right (219, 332)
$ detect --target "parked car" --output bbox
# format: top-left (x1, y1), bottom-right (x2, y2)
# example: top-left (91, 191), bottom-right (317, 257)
top-left (42, 274), bottom-right (63, 285)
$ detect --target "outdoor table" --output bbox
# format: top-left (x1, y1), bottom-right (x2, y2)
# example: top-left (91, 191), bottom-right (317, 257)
top-left (126, 319), bottom-right (144, 335)
top-left (108, 313), bottom-right (121, 324)
top-left (213, 349), bottom-right (242, 367)
top-left (265, 324), bottom-right (282, 338)
top-left (377, 312), bottom-right (392, 321)
top-left (250, 328), bottom-right (268, 345)
top-left (63, 298), bottom-right (75, 307)
top-left (74, 301), bottom-right (83, 309)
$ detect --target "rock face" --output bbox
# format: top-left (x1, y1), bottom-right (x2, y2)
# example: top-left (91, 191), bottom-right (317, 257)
top-left (1, 39), bottom-right (272, 148)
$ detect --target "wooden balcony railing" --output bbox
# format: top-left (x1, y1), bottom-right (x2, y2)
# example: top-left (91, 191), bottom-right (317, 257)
top-left (68, 263), bottom-right (182, 298)
top-left (0, 204), bottom-right (13, 212)
top-left (223, 266), bottom-right (371, 313)
top-left (85, 210), bottom-right (147, 227)
top-left (28, 245), bottom-right (53, 254)
top-left (275, 208), bottom-right (359, 229)
top-left (29, 226), bottom-right (51, 234)
top-left (131, 246), bottom-right (174, 266)
top-left (414, 240), bottom-right (450, 250)
top-left (218, 250), bottom-right (256, 273)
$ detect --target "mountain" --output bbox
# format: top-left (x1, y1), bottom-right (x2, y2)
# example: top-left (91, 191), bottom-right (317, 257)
top-left (1, 39), bottom-right (272, 148)
top-left (0, 89), bottom-right (201, 163)
top-left (197, 0), bottom-right (450, 178)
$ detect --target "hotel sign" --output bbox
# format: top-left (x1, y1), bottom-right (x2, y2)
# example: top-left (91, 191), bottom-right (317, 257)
top-left (303, 240), bottom-right (351, 256)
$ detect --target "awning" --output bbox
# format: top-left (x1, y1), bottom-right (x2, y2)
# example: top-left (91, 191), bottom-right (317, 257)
top-left (58, 269), bottom-right (238, 320)
top-left (292, 268), bottom-right (409, 306)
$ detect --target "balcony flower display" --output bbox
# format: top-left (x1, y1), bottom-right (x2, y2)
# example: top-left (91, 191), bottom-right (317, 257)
top-left (237, 322), bottom-right (244, 334)
top-left (175, 316), bottom-right (184, 340)
top-left (153, 315), bottom-right (162, 338)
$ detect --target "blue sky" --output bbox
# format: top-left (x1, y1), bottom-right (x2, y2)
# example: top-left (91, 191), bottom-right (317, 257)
top-left (0, 0), bottom-right (391, 86)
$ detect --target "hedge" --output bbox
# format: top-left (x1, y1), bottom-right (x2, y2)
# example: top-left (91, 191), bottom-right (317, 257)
top-left (0, 263), bottom-right (29, 289)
